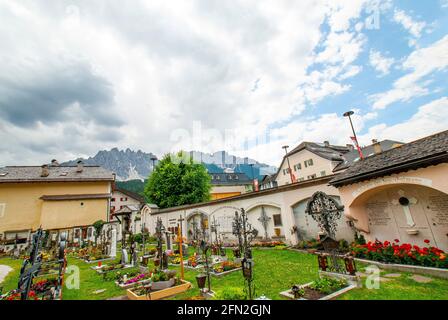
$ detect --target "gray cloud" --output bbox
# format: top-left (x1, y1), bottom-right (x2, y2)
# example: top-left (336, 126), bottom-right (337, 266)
top-left (0, 59), bottom-right (121, 127)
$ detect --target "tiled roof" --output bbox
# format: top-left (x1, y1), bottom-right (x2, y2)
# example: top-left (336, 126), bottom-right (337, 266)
top-left (114, 187), bottom-right (145, 203)
top-left (333, 140), bottom-right (404, 172)
top-left (0, 165), bottom-right (115, 183)
top-left (287, 142), bottom-right (351, 161)
top-left (210, 172), bottom-right (252, 185)
top-left (330, 130), bottom-right (448, 187)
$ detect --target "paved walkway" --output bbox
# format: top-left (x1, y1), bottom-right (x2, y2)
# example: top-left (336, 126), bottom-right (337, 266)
top-left (0, 265), bottom-right (13, 284)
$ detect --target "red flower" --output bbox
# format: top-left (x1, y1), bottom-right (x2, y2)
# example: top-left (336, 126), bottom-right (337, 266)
top-left (424, 239), bottom-right (430, 244)
top-left (394, 239), bottom-right (400, 243)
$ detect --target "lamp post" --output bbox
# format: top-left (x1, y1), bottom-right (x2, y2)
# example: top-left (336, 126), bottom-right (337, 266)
top-left (249, 163), bottom-right (256, 192)
top-left (343, 111), bottom-right (364, 160)
top-left (150, 155), bottom-right (158, 171)
top-left (282, 145), bottom-right (294, 184)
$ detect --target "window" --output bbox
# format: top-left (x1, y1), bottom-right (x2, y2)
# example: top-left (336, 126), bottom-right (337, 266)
top-left (304, 159), bottom-right (314, 167)
top-left (111, 198), bottom-right (115, 202)
top-left (234, 175), bottom-right (239, 180)
top-left (273, 214), bottom-right (282, 226)
top-left (283, 168), bottom-right (291, 175)
top-left (125, 197), bottom-right (128, 201)
top-left (298, 177), bottom-right (305, 182)
top-left (294, 163), bottom-right (302, 171)
top-left (307, 174), bottom-right (317, 180)
top-left (320, 171), bottom-right (326, 176)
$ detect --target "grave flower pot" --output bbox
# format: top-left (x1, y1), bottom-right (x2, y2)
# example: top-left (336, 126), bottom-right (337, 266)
top-left (196, 274), bottom-right (207, 290)
top-left (154, 258), bottom-right (160, 267)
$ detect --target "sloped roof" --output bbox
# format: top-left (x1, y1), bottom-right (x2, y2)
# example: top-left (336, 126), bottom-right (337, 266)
top-left (114, 187), bottom-right (145, 203)
top-left (0, 165), bottom-right (115, 183)
top-left (333, 140), bottom-right (404, 172)
top-left (210, 172), bottom-right (252, 186)
top-left (286, 142), bottom-right (351, 161)
top-left (330, 130), bottom-right (448, 187)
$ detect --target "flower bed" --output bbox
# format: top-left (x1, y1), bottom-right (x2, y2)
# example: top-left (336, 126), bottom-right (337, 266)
top-left (211, 261), bottom-right (241, 277)
top-left (280, 277), bottom-right (354, 300)
top-left (351, 239), bottom-right (447, 269)
top-left (1, 278), bottom-right (61, 300)
top-left (115, 273), bottom-right (153, 289)
top-left (252, 241), bottom-right (285, 248)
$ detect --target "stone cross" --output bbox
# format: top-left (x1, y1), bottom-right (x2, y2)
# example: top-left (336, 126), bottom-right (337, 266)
top-left (391, 190), bottom-right (417, 227)
top-left (257, 206), bottom-right (271, 240)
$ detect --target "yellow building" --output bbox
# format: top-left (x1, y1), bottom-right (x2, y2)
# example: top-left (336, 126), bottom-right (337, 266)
top-left (0, 160), bottom-right (115, 246)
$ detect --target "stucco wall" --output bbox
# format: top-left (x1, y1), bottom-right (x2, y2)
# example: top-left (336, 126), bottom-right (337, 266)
top-left (337, 163), bottom-right (448, 250)
top-left (0, 181), bottom-right (111, 234)
top-left (276, 149), bottom-right (337, 186)
top-left (148, 179), bottom-right (353, 245)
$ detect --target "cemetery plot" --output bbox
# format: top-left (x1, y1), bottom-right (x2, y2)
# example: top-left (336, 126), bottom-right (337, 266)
top-left (126, 270), bottom-right (191, 300)
top-left (211, 261), bottom-right (242, 277)
top-left (280, 277), bottom-right (356, 300)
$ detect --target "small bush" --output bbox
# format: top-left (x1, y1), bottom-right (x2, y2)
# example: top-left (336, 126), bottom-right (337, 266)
top-left (214, 287), bottom-right (247, 300)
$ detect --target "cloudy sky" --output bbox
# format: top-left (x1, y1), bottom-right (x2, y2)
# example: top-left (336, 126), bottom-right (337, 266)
top-left (0, 0), bottom-right (447, 167)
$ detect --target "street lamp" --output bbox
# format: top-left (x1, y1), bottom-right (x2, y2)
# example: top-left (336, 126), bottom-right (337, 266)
top-left (343, 111), bottom-right (364, 160)
top-left (150, 155), bottom-right (158, 170)
top-left (282, 145), bottom-right (294, 184)
top-left (249, 163), bottom-right (256, 192)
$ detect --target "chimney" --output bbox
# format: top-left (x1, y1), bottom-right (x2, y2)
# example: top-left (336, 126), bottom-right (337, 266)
top-left (346, 144), bottom-right (354, 151)
top-left (51, 159), bottom-right (59, 166)
top-left (76, 160), bottom-right (84, 173)
top-left (41, 164), bottom-right (49, 177)
top-left (372, 140), bottom-right (383, 155)
top-left (324, 141), bottom-right (330, 147)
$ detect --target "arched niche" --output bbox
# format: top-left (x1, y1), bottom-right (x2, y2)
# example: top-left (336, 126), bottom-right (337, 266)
top-left (292, 195), bottom-right (353, 241)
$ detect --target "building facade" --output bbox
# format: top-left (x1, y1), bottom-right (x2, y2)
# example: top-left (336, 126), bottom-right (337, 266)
top-left (209, 172), bottom-right (253, 200)
top-left (0, 160), bottom-right (114, 248)
top-left (331, 130), bottom-right (448, 251)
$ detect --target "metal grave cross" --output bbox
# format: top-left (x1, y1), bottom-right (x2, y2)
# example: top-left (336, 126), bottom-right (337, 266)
top-left (391, 190), bottom-right (417, 227)
top-left (257, 206), bottom-right (271, 240)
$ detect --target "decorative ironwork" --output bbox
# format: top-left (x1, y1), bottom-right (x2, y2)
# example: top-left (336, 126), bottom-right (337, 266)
top-left (257, 206), bottom-right (271, 240)
top-left (305, 191), bottom-right (344, 239)
top-left (233, 208), bottom-right (258, 299)
top-left (18, 228), bottom-right (43, 300)
top-left (306, 192), bottom-right (346, 274)
top-left (155, 217), bottom-right (167, 271)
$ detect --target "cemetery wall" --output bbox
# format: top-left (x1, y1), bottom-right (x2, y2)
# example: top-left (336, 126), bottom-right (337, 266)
top-left (147, 175), bottom-right (355, 245)
top-left (337, 163), bottom-right (448, 251)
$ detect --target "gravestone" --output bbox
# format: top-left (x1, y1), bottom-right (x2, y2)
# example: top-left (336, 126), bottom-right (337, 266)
top-left (110, 229), bottom-right (117, 258)
top-left (121, 249), bottom-right (128, 265)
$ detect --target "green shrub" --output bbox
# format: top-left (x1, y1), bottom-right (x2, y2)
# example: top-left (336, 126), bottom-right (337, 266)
top-left (214, 287), bottom-right (247, 300)
top-left (309, 277), bottom-right (347, 294)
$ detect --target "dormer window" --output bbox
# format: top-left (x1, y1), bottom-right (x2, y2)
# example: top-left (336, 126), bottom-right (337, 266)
top-left (0, 172), bottom-right (8, 177)
top-left (59, 172), bottom-right (68, 176)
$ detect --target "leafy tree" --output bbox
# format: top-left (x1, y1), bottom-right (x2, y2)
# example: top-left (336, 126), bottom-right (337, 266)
top-left (92, 220), bottom-right (105, 245)
top-left (144, 151), bottom-right (211, 208)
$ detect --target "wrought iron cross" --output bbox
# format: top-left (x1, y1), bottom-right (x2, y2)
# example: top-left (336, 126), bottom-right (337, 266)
top-left (257, 206), bottom-right (271, 240)
top-left (305, 191), bottom-right (344, 239)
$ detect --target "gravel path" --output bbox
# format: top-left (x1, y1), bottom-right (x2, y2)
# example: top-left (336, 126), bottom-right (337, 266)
top-left (0, 265), bottom-right (13, 284)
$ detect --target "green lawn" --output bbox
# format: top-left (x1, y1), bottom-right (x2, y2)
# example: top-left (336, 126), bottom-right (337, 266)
top-left (1, 248), bottom-right (447, 300)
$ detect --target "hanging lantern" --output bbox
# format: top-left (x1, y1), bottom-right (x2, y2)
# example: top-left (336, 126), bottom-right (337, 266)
top-left (242, 258), bottom-right (253, 279)
top-left (196, 274), bottom-right (207, 291)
